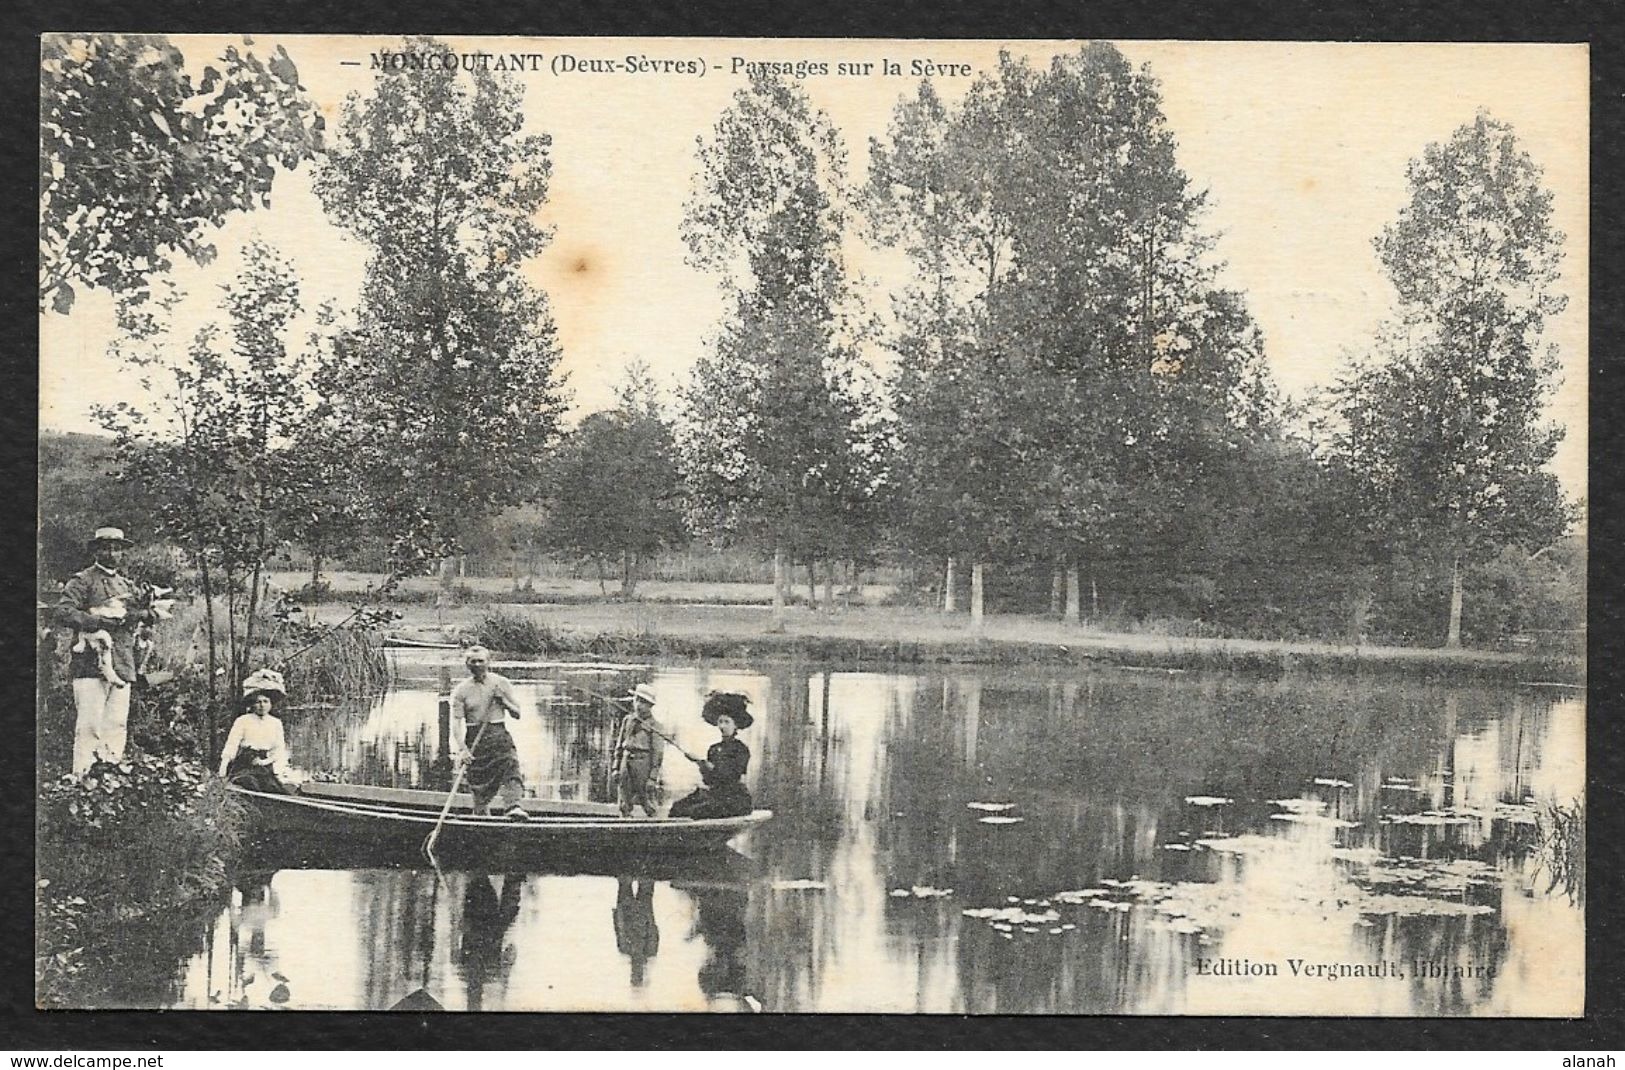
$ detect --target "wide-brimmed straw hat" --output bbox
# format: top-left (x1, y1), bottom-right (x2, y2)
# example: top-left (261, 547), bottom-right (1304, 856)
top-left (621, 683), bottom-right (658, 707)
top-left (89, 526), bottom-right (132, 547)
top-left (701, 691), bottom-right (753, 730)
top-left (241, 668), bottom-right (288, 700)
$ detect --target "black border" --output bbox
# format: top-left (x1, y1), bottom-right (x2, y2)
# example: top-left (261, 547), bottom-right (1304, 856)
top-left (4, 0), bottom-right (1621, 1050)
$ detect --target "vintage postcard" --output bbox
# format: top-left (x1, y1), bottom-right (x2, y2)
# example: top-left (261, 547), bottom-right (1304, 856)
top-left (37, 35), bottom-right (1586, 1015)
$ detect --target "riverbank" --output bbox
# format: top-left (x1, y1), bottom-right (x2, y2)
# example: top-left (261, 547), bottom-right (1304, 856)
top-left (325, 599), bottom-right (1582, 683)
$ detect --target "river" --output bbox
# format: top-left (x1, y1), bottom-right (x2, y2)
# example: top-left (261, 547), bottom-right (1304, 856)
top-left (143, 653), bottom-right (1585, 1014)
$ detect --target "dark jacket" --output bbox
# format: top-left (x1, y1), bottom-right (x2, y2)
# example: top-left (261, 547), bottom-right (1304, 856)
top-left (55, 565), bottom-right (152, 683)
top-left (700, 737), bottom-right (750, 793)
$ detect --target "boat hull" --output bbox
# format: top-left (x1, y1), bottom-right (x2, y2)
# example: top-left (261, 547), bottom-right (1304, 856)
top-left (230, 783), bottom-right (771, 860)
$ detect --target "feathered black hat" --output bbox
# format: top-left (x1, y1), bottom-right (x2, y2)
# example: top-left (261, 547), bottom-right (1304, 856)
top-left (700, 691), bottom-right (753, 730)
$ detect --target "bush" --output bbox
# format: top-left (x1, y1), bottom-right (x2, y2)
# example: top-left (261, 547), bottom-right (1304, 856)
top-left (37, 750), bottom-right (248, 1004)
top-left (36, 754), bottom-right (243, 1001)
top-left (474, 608), bottom-right (559, 654)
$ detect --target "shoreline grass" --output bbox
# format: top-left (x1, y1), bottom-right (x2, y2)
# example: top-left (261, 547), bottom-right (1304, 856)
top-left (459, 605), bottom-right (1583, 684)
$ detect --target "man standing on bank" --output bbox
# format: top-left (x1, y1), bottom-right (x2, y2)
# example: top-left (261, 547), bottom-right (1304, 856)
top-left (451, 645), bottom-right (529, 820)
top-left (55, 526), bottom-right (160, 775)
top-left (613, 683), bottom-right (666, 817)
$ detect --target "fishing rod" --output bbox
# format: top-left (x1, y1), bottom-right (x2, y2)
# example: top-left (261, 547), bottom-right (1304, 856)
top-left (556, 680), bottom-right (699, 762)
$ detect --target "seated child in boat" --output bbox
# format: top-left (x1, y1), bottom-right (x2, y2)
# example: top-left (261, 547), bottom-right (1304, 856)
top-left (669, 692), bottom-right (754, 820)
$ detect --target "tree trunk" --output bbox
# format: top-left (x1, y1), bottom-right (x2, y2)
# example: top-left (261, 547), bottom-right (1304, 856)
top-left (595, 557), bottom-right (607, 597)
top-left (1445, 555), bottom-right (1464, 649)
top-left (310, 552), bottom-right (324, 604)
top-left (806, 560), bottom-right (818, 611)
top-left (198, 553), bottom-right (220, 759)
top-left (436, 555), bottom-right (459, 618)
top-left (771, 546), bottom-right (787, 632)
top-left (1065, 566), bottom-right (1081, 625)
top-left (1346, 570), bottom-right (1372, 647)
top-left (823, 559), bottom-right (835, 614)
top-left (1049, 565), bottom-right (1063, 616)
top-left (970, 561), bottom-right (985, 632)
top-left (1091, 575), bottom-right (1099, 620)
top-left (943, 557), bottom-right (957, 614)
top-left (622, 552), bottom-right (639, 598)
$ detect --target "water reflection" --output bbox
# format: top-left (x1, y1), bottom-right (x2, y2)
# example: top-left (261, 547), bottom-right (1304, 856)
top-left (613, 877), bottom-right (659, 987)
top-left (145, 657), bottom-right (1584, 1014)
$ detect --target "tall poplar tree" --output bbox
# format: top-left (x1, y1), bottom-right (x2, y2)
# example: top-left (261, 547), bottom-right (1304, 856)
top-left (312, 37), bottom-right (567, 578)
top-left (680, 72), bottom-right (884, 625)
top-left (1329, 113), bottom-right (1571, 646)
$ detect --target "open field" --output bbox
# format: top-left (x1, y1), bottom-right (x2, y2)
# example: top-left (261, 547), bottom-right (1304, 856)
top-left (289, 576), bottom-right (1583, 682)
top-left (268, 570), bottom-right (895, 607)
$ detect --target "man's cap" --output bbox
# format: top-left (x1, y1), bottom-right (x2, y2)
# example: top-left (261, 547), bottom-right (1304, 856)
top-left (91, 526), bottom-right (131, 546)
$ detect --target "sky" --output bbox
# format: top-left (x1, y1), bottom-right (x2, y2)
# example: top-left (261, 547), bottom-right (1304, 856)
top-left (38, 36), bottom-right (1589, 497)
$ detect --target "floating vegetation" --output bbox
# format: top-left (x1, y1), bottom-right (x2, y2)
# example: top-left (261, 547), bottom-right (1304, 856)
top-left (1493, 803), bottom-right (1539, 825)
top-left (889, 885), bottom-right (954, 899)
top-left (1050, 889), bottom-right (1108, 903)
top-left (1270, 798), bottom-right (1327, 814)
top-left (1355, 895), bottom-right (1493, 917)
top-left (1312, 778), bottom-right (1353, 789)
top-left (1269, 813), bottom-right (1358, 829)
top-left (1384, 810), bottom-right (1476, 826)
top-left (1381, 780), bottom-right (1426, 793)
top-left (1196, 834), bottom-right (1293, 856)
top-left (966, 802), bottom-right (1016, 812)
top-left (770, 878), bottom-right (828, 891)
top-left (978, 816), bottom-right (1025, 825)
top-left (1183, 796), bottom-right (1232, 807)
top-left (1330, 846), bottom-right (1384, 864)
top-left (1363, 858), bottom-right (1496, 894)
top-left (1163, 843), bottom-right (1193, 851)
top-left (962, 906), bottom-right (1061, 926)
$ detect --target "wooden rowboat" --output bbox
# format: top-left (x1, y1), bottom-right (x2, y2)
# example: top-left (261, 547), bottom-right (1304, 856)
top-left (381, 634), bottom-right (463, 650)
top-left (229, 781), bottom-right (772, 858)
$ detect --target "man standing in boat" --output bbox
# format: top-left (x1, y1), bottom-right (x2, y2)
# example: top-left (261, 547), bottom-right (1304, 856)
top-left (451, 645), bottom-right (529, 820)
top-left (613, 683), bottom-right (665, 817)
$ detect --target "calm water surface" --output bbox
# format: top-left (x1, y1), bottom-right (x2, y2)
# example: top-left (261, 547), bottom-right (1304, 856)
top-left (152, 654), bottom-right (1582, 1014)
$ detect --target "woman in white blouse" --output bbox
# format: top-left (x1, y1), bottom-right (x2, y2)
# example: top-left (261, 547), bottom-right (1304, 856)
top-left (219, 668), bottom-right (291, 794)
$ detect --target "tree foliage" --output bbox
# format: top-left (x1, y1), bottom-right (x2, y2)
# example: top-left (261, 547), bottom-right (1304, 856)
top-left (543, 365), bottom-right (690, 594)
top-left (679, 72), bottom-right (889, 574)
top-left (96, 241), bottom-right (325, 733)
top-left (40, 34), bottom-right (324, 317)
top-left (1319, 113), bottom-right (1572, 642)
top-left (312, 37), bottom-right (567, 572)
top-left (868, 44), bottom-right (1278, 612)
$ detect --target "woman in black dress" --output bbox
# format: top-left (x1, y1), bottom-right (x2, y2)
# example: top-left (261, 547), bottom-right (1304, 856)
top-left (669, 692), bottom-right (754, 820)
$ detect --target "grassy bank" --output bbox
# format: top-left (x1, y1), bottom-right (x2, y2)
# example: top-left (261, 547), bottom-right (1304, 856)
top-left (428, 602), bottom-right (1585, 684)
